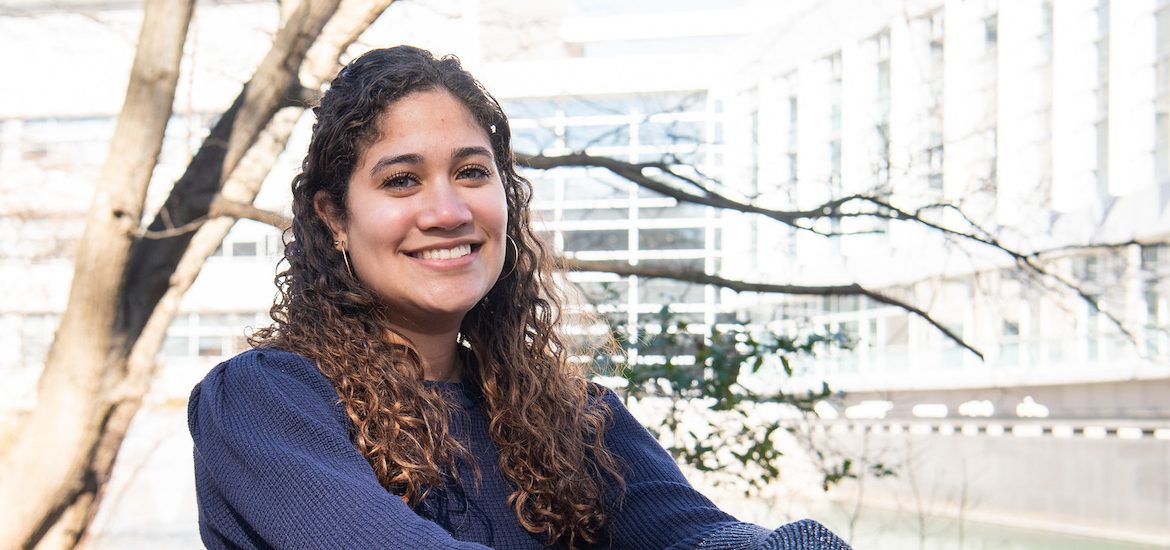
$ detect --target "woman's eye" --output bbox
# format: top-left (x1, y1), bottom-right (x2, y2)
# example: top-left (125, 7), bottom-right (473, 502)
top-left (457, 165), bottom-right (491, 180)
top-left (381, 173), bottom-right (417, 189)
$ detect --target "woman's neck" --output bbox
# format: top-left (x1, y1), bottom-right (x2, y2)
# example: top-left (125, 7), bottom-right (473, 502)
top-left (384, 326), bottom-right (462, 382)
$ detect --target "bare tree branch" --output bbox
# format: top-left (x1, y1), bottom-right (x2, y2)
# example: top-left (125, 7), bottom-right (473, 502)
top-left (198, 200), bottom-right (981, 357)
top-left (519, 151), bottom-right (1164, 348)
top-left (519, 152), bottom-right (827, 228)
top-left (1028, 239), bottom-right (1145, 258)
top-left (563, 258), bottom-right (983, 361)
top-left (138, 197), bottom-right (291, 239)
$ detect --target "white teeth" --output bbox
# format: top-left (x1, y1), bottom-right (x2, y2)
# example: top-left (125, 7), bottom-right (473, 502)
top-left (416, 244), bottom-right (472, 260)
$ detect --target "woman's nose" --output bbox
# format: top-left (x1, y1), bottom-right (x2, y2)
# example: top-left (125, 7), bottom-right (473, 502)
top-left (417, 180), bottom-right (472, 231)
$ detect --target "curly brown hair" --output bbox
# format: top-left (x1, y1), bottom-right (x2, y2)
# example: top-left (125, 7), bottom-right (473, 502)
top-left (250, 46), bottom-right (623, 547)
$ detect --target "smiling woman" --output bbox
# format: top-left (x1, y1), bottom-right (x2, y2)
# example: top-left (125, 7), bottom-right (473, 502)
top-left (315, 88), bottom-right (509, 379)
top-left (186, 45), bottom-right (850, 549)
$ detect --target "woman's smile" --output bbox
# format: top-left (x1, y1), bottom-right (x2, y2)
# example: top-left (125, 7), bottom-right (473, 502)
top-left (407, 243), bottom-right (474, 261)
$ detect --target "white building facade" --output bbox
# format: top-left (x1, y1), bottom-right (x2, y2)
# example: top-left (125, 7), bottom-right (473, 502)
top-left (1, 0), bottom-right (1167, 404)
top-left (711, 0), bottom-right (1170, 394)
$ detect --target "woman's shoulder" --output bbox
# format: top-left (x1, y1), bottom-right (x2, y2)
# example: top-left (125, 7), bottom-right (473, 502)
top-left (202, 347), bottom-right (323, 385)
top-left (586, 382), bottom-right (628, 412)
top-left (190, 347), bottom-right (342, 420)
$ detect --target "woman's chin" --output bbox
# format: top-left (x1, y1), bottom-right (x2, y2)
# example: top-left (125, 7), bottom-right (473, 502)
top-left (411, 298), bottom-right (486, 323)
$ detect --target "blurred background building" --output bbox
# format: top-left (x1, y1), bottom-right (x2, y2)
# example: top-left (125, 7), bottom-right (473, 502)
top-left (0, 0), bottom-right (1167, 547)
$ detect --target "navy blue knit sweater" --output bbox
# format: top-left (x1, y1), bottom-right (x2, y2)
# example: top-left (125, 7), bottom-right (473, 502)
top-left (188, 349), bottom-right (850, 549)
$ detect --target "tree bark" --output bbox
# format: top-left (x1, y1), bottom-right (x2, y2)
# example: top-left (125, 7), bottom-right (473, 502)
top-left (0, 1), bottom-right (194, 548)
top-left (0, 0), bottom-right (402, 547)
top-left (126, 0), bottom-right (397, 362)
top-left (76, 2), bottom-right (394, 548)
top-left (119, 0), bottom-right (342, 348)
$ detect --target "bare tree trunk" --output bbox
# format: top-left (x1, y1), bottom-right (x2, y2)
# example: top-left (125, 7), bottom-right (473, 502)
top-left (36, 2), bottom-right (391, 548)
top-left (120, 0), bottom-right (342, 347)
top-left (0, 1), bottom-right (194, 548)
top-left (123, 0), bottom-right (396, 392)
top-left (0, 0), bottom-right (391, 547)
top-left (94, 6), bottom-right (396, 545)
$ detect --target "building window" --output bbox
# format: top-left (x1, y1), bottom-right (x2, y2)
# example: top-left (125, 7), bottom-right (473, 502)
top-left (984, 14), bottom-right (998, 187)
top-left (785, 75), bottom-right (799, 185)
top-left (638, 227), bottom-right (705, 250)
top-left (264, 233), bottom-right (285, 258)
top-left (1155, 0), bottom-right (1169, 182)
top-left (928, 10), bottom-right (945, 88)
top-left (875, 30), bottom-right (891, 184)
top-left (983, 14), bottom-right (998, 49)
top-left (231, 241), bottom-right (257, 257)
top-left (1038, 1), bottom-right (1055, 182)
top-left (562, 229), bottom-right (629, 252)
top-left (1095, 0), bottom-right (1111, 195)
top-left (926, 10), bottom-right (945, 190)
top-left (1141, 244), bottom-right (1168, 356)
top-left (747, 87), bottom-right (760, 195)
top-left (827, 51), bottom-right (843, 188)
top-left (1040, 1), bottom-right (1055, 61)
top-left (508, 92), bottom-right (719, 330)
top-left (927, 143), bottom-right (944, 190)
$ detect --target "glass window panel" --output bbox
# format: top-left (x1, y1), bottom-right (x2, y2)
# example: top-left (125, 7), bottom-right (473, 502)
top-left (198, 336), bottom-right (224, 357)
top-left (512, 126), bottom-right (558, 154)
top-left (638, 311), bottom-right (702, 327)
top-left (1156, 111), bottom-right (1168, 181)
top-left (639, 203), bottom-right (707, 219)
top-left (562, 207), bottom-right (628, 221)
top-left (658, 150), bottom-right (702, 165)
top-left (563, 175), bottom-right (628, 201)
top-left (563, 229), bottom-right (628, 252)
top-left (534, 230), bottom-right (557, 248)
top-left (638, 227), bottom-right (705, 250)
top-left (199, 313), bottom-right (234, 327)
top-left (265, 234), bottom-right (285, 258)
top-left (231, 241), bottom-right (257, 257)
top-left (645, 91), bottom-right (707, 114)
top-left (162, 335), bottom-right (190, 357)
top-left (637, 278), bottom-right (705, 304)
top-left (501, 99), bottom-right (561, 119)
top-left (636, 258), bottom-right (705, 271)
top-left (574, 280), bottom-right (630, 304)
top-left (531, 179), bottom-right (558, 202)
top-left (564, 124), bottom-right (628, 149)
top-left (561, 97), bottom-right (632, 117)
top-left (639, 121), bottom-right (704, 146)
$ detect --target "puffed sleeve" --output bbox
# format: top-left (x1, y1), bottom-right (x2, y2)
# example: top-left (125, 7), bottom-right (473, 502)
top-left (601, 391), bottom-right (851, 550)
top-left (187, 349), bottom-right (490, 550)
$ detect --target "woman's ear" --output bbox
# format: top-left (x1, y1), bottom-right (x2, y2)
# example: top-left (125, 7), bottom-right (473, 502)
top-left (314, 191), bottom-right (347, 248)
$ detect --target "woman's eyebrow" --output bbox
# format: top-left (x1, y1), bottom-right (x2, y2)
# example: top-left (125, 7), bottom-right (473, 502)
top-left (369, 153), bottom-right (423, 177)
top-left (452, 146), bottom-right (493, 162)
top-left (368, 146), bottom-right (492, 177)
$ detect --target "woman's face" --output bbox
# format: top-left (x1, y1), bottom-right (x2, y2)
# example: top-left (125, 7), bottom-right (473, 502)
top-left (324, 88), bottom-right (508, 330)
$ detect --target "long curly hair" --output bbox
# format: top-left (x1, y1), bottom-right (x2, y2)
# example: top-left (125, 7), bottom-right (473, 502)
top-left (250, 46), bottom-right (623, 547)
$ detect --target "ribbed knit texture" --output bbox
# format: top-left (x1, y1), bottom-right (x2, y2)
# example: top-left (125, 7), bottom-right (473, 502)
top-left (188, 349), bottom-right (851, 549)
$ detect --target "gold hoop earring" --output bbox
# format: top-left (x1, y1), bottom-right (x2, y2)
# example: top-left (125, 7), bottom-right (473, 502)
top-left (499, 235), bottom-right (519, 280)
top-left (333, 240), bottom-right (354, 278)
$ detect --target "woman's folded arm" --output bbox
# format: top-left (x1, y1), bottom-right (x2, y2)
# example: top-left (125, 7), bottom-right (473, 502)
top-left (188, 349), bottom-right (490, 550)
top-left (600, 391), bottom-right (851, 550)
